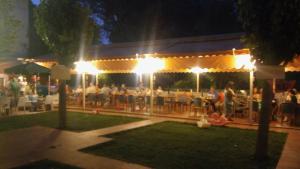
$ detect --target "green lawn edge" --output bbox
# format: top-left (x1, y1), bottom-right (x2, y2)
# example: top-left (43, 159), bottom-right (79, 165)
top-left (82, 121), bottom-right (287, 169)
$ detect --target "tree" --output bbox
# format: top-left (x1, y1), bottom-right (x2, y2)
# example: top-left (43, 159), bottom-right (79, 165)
top-left (96, 0), bottom-right (242, 42)
top-left (35, 0), bottom-right (99, 128)
top-left (0, 0), bottom-right (20, 58)
top-left (28, 1), bottom-right (49, 57)
top-left (237, 0), bottom-right (300, 162)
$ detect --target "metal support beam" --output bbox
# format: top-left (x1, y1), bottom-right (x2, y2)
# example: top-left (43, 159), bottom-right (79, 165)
top-left (150, 73), bottom-right (154, 114)
top-left (82, 73), bottom-right (86, 111)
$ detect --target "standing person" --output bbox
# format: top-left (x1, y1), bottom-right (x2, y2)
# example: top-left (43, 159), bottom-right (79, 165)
top-left (74, 85), bottom-right (83, 105)
top-left (215, 91), bottom-right (225, 114)
top-left (8, 76), bottom-right (21, 110)
top-left (289, 89), bottom-right (298, 104)
top-left (224, 81), bottom-right (235, 121)
top-left (110, 84), bottom-right (118, 106)
top-left (118, 84), bottom-right (127, 109)
top-left (252, 87), bottom-right (262, 122)
top-left (101, 84), bottom-right (111, 107)
top-left (156, 86), bottom-right (164, 112)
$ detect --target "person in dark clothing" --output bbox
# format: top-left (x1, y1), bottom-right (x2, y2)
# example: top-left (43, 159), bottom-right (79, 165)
top-left (290, 89), bottom-right (298, 104)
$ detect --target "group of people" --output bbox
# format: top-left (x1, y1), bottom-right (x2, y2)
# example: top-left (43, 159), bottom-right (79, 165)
top-left (70, 81), bottom-right (235, 117)
top-left (69, 80), bottom-right (299, 126)
top-left (73, 82), bottom-right (166, 97)
top-left (71, 82), bottom-right (165, 109)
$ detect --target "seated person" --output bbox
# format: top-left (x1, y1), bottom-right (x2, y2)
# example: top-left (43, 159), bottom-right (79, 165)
top-left (119, 84), bottom-right (127, 95)
top-left (156, 86), bottom-right (164, 96)
top-left (207, 86), bottom-right (218, 112)
top-left (289, 89), bottom-right (298, 104)
top-left (111, 84), bottom-right (119, 95)
top-left (100, 84), bottom-right (111, 96)
top-left (215, 91), bottom-right (225, 114)
top-left (86, 83), bottom-right (96, 95)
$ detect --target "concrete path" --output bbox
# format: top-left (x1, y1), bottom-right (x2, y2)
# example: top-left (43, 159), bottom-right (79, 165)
top-left (81, 118), bottom-right (165, 137)
top-left (0, 118), bottom-right (164, 169)
top-left (276, 129), bottom-right (300, 169)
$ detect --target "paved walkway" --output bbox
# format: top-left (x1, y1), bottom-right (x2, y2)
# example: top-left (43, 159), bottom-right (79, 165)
top-left (0, 118), bottom-right (164, 169)
top-left (274, 129), bottom-right (300, 169)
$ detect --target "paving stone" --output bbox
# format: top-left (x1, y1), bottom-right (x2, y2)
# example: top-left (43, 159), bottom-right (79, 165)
top-left (46, 149), bottom-right (150, 169)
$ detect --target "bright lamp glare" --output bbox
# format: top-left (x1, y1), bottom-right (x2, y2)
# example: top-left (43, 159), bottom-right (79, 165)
top-left (235, 54), bottom-right (256, 70)
top-left (134, 57), bottom-right (165, 74)
top-left (190, 67), bottom-right (208, 73)
top-left (74, 61), bottom-right (101, 75)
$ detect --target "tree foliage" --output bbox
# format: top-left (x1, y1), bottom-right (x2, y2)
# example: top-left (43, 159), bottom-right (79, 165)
top-left (94, 0), bottom-right (241, 42)
top-left (34, 0), bottom-right (100, 129)
top-left (34, 0), bottom-right (100, 65)
top-left (28, 1), bottom-right (49, 57)
top-left (237, 0), bottom-right (300, 64)
top-left (0, 0), bottom-right (20, 58)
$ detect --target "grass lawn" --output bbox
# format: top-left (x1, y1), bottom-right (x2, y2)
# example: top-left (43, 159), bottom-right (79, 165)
top-left (0, 112), bottom-right (142, 132)
top-left (12, 159), bottom-right (81, 169)
top-left (82, 121), bottom-right (287, 169)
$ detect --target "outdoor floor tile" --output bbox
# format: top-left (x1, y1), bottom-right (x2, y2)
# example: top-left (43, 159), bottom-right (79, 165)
top-left (46, 149), bottom-right (150, 169)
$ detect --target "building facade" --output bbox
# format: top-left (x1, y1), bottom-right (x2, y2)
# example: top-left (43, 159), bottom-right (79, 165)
top-left (0, 0), bottom-right (30, 86)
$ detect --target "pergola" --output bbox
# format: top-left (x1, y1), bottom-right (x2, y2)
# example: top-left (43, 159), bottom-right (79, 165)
top-left (36, 33), bottom-right (253, 73)
top-left (36, 33), bottom-right (258, 116)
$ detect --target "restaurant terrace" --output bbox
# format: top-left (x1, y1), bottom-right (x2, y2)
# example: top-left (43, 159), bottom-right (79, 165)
top-left (16, 33), bottom-right (293, 126)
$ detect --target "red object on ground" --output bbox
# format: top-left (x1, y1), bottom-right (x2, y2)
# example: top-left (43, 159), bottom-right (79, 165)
top-left (208, 113), bottom-right (230, 126)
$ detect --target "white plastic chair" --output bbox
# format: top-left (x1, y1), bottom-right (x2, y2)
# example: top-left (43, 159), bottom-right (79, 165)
top-left (45, 95), bottom-right (53, 110)
top-left (0, 97), bottom-right (6, 114)
top-left (17, 96), bottom-right (27, 111)
top-left (52, 94), bottom-right (59, 108)
top-left (4, 98), bottom-right (11, 115)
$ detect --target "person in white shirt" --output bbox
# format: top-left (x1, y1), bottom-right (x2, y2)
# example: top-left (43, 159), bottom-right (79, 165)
top-left (101, 84), bottom-right (111, 96)
top-left (86, 83), bottom-right (96, 95)
top-left (119, 84), bottom-right (127, 95)
top-left (156, 86), bottom-right (163, 96)
top-left (74, 85), bottom-right (83, 94)
top-left (111, 84), bottom-right (119, 95)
